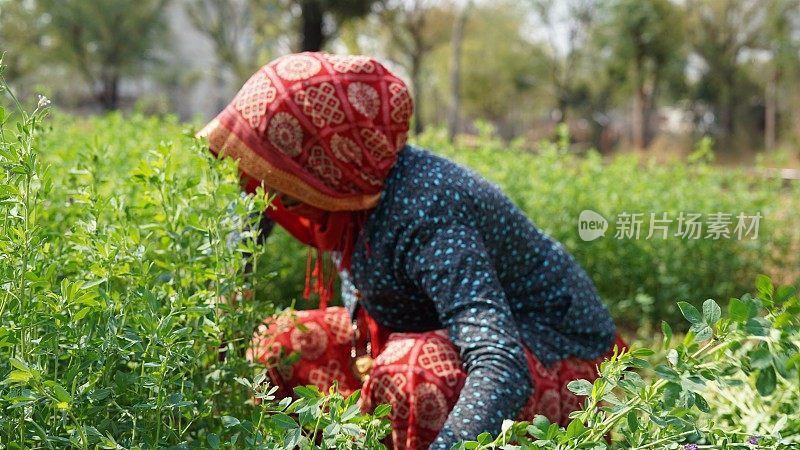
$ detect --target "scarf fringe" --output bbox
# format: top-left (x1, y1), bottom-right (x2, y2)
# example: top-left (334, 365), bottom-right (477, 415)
top-left (303, 248), bottom-right (313, 299)
top-left (295, 210), bottom-right (372, 311)
top-left (303, 248), bottom-right (335, 309)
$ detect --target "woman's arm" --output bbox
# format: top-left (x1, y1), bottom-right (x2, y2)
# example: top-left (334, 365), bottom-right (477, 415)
top-left (403, 224), bottom-right (532, 449)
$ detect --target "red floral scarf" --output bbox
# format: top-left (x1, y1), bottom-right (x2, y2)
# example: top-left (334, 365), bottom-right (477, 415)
top-left (199, 52), bottom-right (413, 306)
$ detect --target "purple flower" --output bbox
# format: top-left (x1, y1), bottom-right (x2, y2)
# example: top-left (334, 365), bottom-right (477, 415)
top-left (684, 444), bottom-right (698, 450)
top-left (748, 435), bottom-right (760, 445)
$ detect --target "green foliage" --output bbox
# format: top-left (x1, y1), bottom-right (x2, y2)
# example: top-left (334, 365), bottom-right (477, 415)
top-left (0, 1), bottom-right (43, 83)
top-left (604, 0), bottom-right (686, 84)
top-left (0, 75), bottom-right (360, 447)
top-left (214, 380), bottom-right (392, 449)
top-left (683, 0), bottom-right (797, 144)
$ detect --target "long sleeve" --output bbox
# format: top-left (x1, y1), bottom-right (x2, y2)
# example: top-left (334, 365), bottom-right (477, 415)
top-left (402, 223), bottom-right (532, 449)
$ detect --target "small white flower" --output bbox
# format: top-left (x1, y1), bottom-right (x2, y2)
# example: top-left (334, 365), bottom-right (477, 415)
top-left (37, 94), bottom-right (51, 108)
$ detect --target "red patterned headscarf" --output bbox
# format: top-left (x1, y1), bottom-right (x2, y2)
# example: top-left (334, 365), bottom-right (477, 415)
top-left (198, 52), bottom-right (413, 305)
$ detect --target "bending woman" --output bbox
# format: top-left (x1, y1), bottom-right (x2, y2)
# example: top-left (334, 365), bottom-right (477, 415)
top-left (199, 52), bottom-right (623, 450)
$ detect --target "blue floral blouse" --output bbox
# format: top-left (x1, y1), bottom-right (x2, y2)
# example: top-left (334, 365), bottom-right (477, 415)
top-left (339, 145), bottom-right (616, 449)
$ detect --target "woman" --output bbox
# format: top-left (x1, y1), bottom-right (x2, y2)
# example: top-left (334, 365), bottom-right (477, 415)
top-left (199, 52), bottom-right (623, 450)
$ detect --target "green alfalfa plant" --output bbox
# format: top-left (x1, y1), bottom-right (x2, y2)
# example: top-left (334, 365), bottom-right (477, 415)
top-left (451, 276), bottom-right (799, 450)
top-left (0, 63), bottom-right (392, 448)
top-left (0, 58), bottom-right (57, 446)
top-left (702, 276), bottom-right (800, 445)
top-left (0, 61), bottom-right (264, 447)
top-left (206, 376), bottom-right (393, 449)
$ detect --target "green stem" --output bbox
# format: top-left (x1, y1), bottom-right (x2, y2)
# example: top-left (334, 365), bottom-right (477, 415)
top-left (308, 395), bottom-right (330, 445)
top-left (631, 429), bottom-right (694, 449)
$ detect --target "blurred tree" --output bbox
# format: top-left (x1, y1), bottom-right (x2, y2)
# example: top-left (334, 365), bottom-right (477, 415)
top-left (290, 0), bottom-right (381, 51)
top-left (529, 0), bottom-right (627, 150)
top-left (458, 1), bottom-right (545, 137)
top-left (530, 0), bottom-right (598, 123)
top-left (38, 0), bottom-right (170, 110)
top-left (605, 0), bottom-right (686, 150)
top-left (376, 0), bottom-right (453, 135)
top-left (447, 0), bottom-right (472, 141)
top-left (685, 0), bottom-right (763, 140)
top-left (186, 0), bottom-right (289, 84)
top-left (0, 0), bottom-right (43, 84)
top-left (760, 0), bottom-right (800, 150)
top-left (565, 50), bottom-right (625, 152)
top-left (337, 19), bottom-right (366, 54)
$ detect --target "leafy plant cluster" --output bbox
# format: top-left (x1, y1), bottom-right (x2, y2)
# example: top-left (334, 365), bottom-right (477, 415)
top-left (0, 70), bottom-right (389, 448)
top-left (208, 378), bottom-right (392, 449)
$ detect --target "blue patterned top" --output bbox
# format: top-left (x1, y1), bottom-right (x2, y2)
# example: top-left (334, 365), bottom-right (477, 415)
top-left (341, 145), bottom-right (616, 449)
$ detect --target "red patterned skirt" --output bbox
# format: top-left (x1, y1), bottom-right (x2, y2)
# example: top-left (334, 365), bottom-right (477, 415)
top-left (247, 307), bottom-right (625, 450)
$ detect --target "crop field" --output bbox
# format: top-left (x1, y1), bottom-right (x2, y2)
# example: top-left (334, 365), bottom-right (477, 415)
top-left (1, 95), bottom-right (799, 448)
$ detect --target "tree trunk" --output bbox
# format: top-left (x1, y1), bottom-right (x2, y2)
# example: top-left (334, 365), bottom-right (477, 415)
top-left (632, 85), bottom-right (646, 150)
top-left (554, 90), bottom-right (569, 124)
top-left (411, 53), bottom-right (423, 135)
top-left (643, 77), bottom-right (658, 147)
top-left (765, 69), bottom-right (779, 151)
top-left (99, 73), bottom-right (119, 111)
top-left (629, 57), bottom-right (650, 151)
top-left (447, 1), bottom-right (470, 142)
top-left (300, 0), bottom-right (325, 52)
top-left (720, 70), bottom-right (736, 137)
